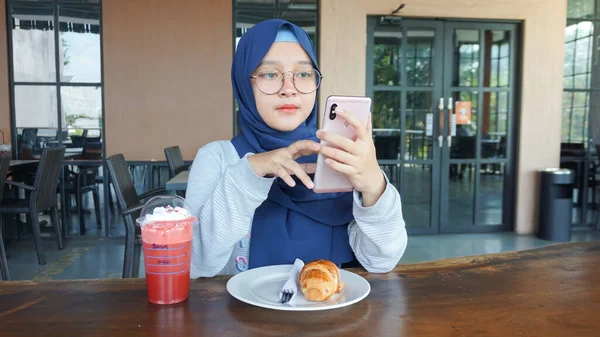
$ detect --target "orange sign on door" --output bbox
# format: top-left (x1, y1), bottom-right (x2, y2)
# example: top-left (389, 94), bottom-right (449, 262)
top-left (455, 101), bottom-right (472, 125)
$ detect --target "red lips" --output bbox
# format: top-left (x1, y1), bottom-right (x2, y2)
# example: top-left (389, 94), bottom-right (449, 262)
top-left (277, 104), bottom-right (299, 114)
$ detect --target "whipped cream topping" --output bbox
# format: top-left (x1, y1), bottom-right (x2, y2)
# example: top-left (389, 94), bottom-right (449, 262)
top-left (141, 206), bottom-right (192, 223)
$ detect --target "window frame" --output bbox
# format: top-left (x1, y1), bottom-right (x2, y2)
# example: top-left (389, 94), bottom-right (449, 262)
top-left (6, 0), bottom-right (105, 160)
top-left (231, 0), bottom-right (319, 135)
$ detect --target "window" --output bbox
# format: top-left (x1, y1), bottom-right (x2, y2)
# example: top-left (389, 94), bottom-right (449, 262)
top-left (8, 0), bottom-right (103, 160)
top-left (455, 30), bottom-right (479, 87)
top-left (232, 0), bottom-right (319, 134)
top-left (489, 31), bottom-right (510, 88)
top-left (234, 0), bottom-right (318, 47)
top-left (562, 0), bottom-right (600, 144)
top-left (406, 33), bottom-right (434, 87)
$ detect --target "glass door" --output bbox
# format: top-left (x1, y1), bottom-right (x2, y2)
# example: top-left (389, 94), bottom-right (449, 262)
top-left (440, 22), bottom-right (517, 233)
top-left (367, 18), bottom-right (518, 234)
top-left (367, 19), bottom-right (444, 234)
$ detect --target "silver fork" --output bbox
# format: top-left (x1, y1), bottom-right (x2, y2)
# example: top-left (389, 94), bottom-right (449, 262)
top-left (279, 259), bottom-right (304, 304)
top-left (280, 289), bottom-right (294, 304)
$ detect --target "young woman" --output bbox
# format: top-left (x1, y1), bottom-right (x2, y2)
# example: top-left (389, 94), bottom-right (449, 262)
top-left (186, 19), bottom-right (407, 277)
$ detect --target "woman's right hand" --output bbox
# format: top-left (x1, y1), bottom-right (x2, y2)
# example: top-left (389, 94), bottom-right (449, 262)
top-left (248, 140), bottom-right (321, 189)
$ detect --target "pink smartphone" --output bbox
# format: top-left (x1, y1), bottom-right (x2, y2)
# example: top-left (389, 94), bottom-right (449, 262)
top-left (313, 95), bottom-right (372, 193)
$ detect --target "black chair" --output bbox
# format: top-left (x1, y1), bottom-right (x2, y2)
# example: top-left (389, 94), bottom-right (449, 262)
top-left (18, 128), bottom-right (38, 159)
top-left (164, 146), bottom-right (188, 177)
top-left (0, 157), bottom-right (12, 280)
top-left (65, 141), bottom-right (103, 235)
top-left (450, 136), bottom-right (477, 179)
top-left (106, 154), bottom-right (166, 278)
top-left (70, 135), bottom-right (85, 148)
top-left (561, 142), bottom-right (586, 157)
top-left (57, 130), bottom-right (68, 142)
top-left (0, 147), bottom-right (65, 265)
top-left (164, 146), bottom-right (188, 197)
top-left (373, 136), bottom-right (400, 160)
top-left (588, 145), bottom-right (600, 230)
top-left (71, 135), bottom-right (100, 150)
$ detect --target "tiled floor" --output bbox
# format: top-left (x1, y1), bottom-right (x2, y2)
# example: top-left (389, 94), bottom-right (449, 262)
top-left (4, 231), bottom-right (600, 281)
top-left (8, 164), bottom-right (598, 281)
top-left (400, 231), bottom-right (600, 263)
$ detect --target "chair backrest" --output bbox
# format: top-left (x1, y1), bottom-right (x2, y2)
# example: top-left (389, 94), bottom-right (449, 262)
top-left (70, 135), bottom-right (85, 148)
top-left (56, 130), bottom-right (68, 142)
top-left (82, 140), bottom-right (102, 160)
top-left (22, 128), bottom-right (38, 146)
top-left (0, 157), bottom-right (11, 202)
top-left (105, 154), bottom-right (140, 212)
top-left (561, 142), bottom-right (586, 157)
top-left (19, 128), bottom-right (38, 159)
top-left (452, 136), bottom-right (477, 159)
top-left (164, 146), bottom-right (186, 178)
top-left (33, 147), bottom-right (65, 210)
top-left (373, 135), bottom-right (400, 160)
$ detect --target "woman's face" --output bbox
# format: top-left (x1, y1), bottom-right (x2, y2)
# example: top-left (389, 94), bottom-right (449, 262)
top-left (251, 42), bottom-right (317, 132)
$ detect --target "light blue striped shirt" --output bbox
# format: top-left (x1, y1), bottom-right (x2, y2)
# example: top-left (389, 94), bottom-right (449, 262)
top-left (186, 141), bottom-right (407, 277)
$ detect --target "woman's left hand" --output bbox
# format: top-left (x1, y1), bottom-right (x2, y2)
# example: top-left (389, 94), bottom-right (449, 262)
top-left (316, 109), bottom-right (386, 207)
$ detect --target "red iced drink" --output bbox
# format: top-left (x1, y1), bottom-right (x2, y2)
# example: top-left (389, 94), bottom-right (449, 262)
top-left (137, 199), bottom-right (196, 305)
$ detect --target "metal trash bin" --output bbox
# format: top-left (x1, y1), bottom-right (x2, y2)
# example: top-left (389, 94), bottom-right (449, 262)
top-left (537, 168), bottom-right (574, 242)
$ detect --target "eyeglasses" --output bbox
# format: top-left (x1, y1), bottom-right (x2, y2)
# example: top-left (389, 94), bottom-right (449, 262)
top-left (250, 68), bottom-right (323, 95)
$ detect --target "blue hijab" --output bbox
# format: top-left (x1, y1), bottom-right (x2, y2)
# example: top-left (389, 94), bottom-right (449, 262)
top-left (231, 19), bottom-right (355, 268)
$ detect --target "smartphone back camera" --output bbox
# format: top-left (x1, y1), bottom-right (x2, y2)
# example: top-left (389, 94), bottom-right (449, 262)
top-left (329, 104), bottom-right (337, 120)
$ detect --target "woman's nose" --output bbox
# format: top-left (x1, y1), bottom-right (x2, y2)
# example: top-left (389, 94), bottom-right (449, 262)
top-left (278, 73), bottom-right (297, 97)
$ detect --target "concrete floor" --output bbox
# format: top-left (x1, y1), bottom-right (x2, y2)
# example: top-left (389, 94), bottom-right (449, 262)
top-left (4, 231), bottom-right (600, 281)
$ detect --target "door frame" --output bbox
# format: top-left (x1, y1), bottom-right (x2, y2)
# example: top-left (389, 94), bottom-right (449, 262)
top-left (366, 18), bottom-right (444, 235)
top-left (439, 21), bottom-right (519, 233)
top-left (366, 17), bottom-right (521, 234)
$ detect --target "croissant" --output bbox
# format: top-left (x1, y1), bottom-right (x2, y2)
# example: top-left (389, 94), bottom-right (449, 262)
top-left (299, 259), bottom-right (344, 302)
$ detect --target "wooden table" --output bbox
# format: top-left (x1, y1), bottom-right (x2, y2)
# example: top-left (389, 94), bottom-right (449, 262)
top-left (165, 170), bottom-right (188, 191)
top-left (0, 242), bottom-right (599, 336)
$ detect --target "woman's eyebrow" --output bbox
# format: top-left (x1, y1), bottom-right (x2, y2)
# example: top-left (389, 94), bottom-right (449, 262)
top-left (257, 60), bottom-right (312, 67)
top-left (257, 60), bottom-right (280, 67)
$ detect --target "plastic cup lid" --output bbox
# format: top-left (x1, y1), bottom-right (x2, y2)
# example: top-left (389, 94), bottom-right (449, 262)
top-left (135, 195), bottom-right (195, 227)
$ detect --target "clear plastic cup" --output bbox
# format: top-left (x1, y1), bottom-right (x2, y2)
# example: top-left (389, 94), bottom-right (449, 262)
top-left (0, 144), bottom-right (11, 160)
top-left (136, 196), bottom-right (196, 305)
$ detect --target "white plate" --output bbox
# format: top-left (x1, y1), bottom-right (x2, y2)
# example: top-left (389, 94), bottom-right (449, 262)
top-left (226, 264), bottom-right (370, 311)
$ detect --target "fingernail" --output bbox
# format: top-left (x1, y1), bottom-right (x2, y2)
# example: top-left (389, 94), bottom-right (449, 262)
top-left (308, 182), bottom-right (314, 189)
